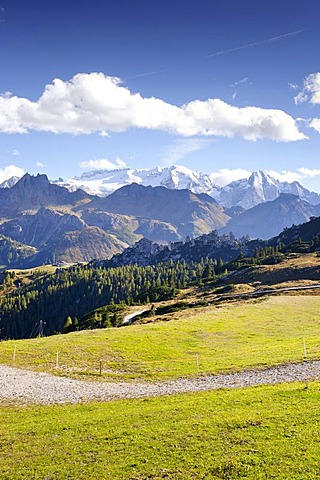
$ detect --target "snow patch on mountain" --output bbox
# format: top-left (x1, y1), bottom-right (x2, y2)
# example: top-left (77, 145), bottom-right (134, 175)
top-left (56, 165), bottom-right (221, 197)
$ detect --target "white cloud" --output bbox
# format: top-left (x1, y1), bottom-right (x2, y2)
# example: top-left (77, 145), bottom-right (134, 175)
top-left (309, 118), bottom-right (320, 134)
top-left (209, 168), bottom-right (251, 186)
top-left (297, 167), bottom-right (320, 177)
top-left (11, 149), bottom-right (20, 156)
top-left (36, 161), bottom-right (47, 167)
top-left (267, 167), bottom-right (320, 183)
top-left (0, 164), bottom-right (24, 183)
top-left (80, 157), bottom-right (127, 170)
top-left (181, 99), bottom-right (306, 141)
top-left (267, 169), bottom-right (302, 183)
top-left (0, 72), bottom-right (306, 142)
top-left (295, 73), bottom-right (320, 105)
top-left (161, 138), bottom-right (212, 166)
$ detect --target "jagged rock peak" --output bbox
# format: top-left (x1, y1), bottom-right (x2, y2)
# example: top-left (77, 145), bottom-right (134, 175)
top-left (15, 173), bottom-right (51, 188)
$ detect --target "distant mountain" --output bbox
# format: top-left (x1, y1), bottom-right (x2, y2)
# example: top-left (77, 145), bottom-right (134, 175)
top-left (0, 175), bottom-right (230, 267)
top-left (215, 170), bottom-right (320, 209)
top-left (221, 193), bottom-right (316, 239)
top-left (8, 166), bottom-right (320, 210)
top-left (0, 172), bottom-right (318, 268)
top-left (0, 176), bottom-right (20, 188)
top-left (57, 166), bottom-right (320, 209)
top-left (84, 183), bottom-right (230, 238)
top-left (0, 173), bottom-right (91, 216)
top-left (56, 165), bottom-right (219, 197)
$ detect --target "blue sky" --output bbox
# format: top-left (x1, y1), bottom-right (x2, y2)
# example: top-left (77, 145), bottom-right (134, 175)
top-left (1, 0), bottom-right (320, 191)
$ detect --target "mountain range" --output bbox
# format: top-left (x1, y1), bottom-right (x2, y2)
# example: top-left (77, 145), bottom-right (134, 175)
top-left (54, 165), bottom-right (320, 208)
top-left (0, 174), bottom-right (230, 267)
top-left (4, 165), bottom-right (319, 209)
top-left (0, 171), bottom-right (319, 268)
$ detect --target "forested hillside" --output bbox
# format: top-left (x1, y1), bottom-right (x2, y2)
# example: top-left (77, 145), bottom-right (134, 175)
top-left (0, 259), bottom-right (218, 339)
top-left (1, 213), bottom-right (320, 341)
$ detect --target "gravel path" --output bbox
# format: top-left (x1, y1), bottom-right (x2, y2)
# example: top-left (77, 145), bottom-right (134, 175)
top-left (0, 361), bottom-right (319, 405)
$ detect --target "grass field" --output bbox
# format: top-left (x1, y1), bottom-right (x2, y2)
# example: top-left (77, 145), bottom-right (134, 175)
top-left (1, 295), bottom-right (320, 380)
top-left (1, 382), bottom-right (320, 479)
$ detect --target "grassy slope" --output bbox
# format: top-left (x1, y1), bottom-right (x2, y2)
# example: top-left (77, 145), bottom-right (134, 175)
top-left (1, 295), bottom-right (320, 380)
top-left (1, 382), bottom-right (320, 479)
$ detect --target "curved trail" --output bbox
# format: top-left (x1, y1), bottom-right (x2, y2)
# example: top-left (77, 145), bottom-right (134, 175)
top-left (0, 361), bottom-right (319, 405)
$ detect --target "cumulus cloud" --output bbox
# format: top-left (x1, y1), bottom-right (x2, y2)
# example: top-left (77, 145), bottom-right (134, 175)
top-left (11, 149), bottom-right (20, 156)
top-left (0, 72), bottom-right (306, 142)
top-left (298, 167), bottom-right (320, 177)
top-left (36, 161), bottom-right (47, 167)
top-left (267, 167), bottom-right (320, 183)
top-left (80, 157), bottom-right (127, 170)
top-left (209, 168), bottom-right (251, 186)
top-left (0, 164), bottom-right (24, 183)
top-left (295, 73), bottom-right (320, 104)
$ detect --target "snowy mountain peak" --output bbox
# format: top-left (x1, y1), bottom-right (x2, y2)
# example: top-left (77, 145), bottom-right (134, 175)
top-left (216, 170), bottom-right (320, 209)
top-left (56, 165), bottom-right (220, 197)
top-left (248, 170), bottom-right (277, 188)
top-left (49, 166), bottom-right (320, 209)
top-left (3, 166), bottom-right (320, 210)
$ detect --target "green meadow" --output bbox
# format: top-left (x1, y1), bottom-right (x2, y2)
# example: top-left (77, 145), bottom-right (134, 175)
top-left (1, 295), bottom-right (320, 380)
top-left (1, 294), bottom-right (320, 478)
top-left (1, 382), bottom-right (320, 479)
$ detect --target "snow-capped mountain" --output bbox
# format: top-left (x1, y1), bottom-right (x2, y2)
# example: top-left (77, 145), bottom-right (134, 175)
top-left (56, 166), bottom-right (320, 209)
top-left (0, 176), bottom-right (20, 189)
top-left (4, 165), bottom-right (320, 209)
top-left (55, 165), bottom-right (220, 197)
top-left (214, 170), bottom-right (320, 208)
